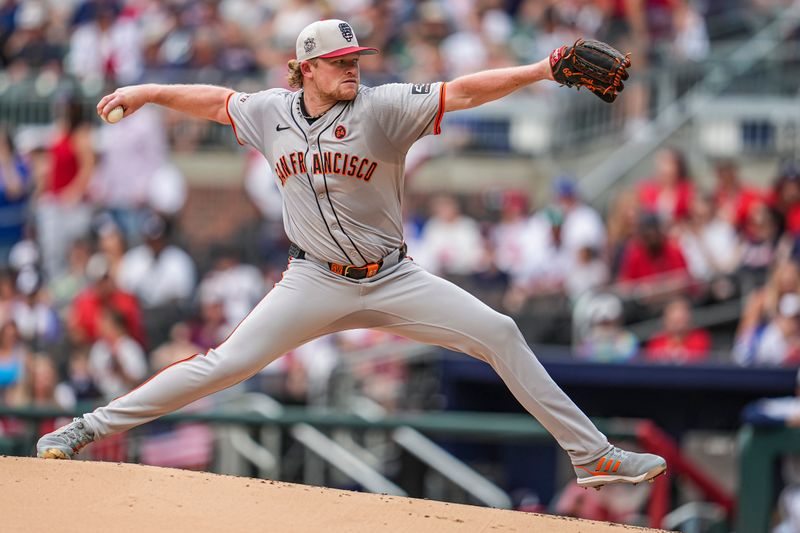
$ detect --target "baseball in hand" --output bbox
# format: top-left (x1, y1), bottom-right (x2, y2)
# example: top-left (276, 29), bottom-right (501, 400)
top-left (104, 106), bottom-right (125, 124)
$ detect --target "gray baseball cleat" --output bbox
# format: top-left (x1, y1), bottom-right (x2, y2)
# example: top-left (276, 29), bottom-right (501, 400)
top-left (574, 446), bottom-right (666, 489)
top-left (37, 417), bottom-right (95, 459)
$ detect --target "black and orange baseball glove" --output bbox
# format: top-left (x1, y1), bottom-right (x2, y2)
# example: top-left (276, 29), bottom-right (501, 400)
top-left (549, 39), bottom-right (631, 103)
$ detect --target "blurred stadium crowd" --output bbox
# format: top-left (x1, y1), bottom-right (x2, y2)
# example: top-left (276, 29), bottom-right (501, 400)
top-left (0, 0), bottom-right (722, 85)
top-left (0, 0), bottom-right (798, 473)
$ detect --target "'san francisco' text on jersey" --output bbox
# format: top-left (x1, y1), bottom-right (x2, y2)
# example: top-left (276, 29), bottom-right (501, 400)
top-left (274, 151), bottom-right (378, 185)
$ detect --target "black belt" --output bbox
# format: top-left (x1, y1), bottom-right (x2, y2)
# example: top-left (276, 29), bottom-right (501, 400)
top-left (288, 242), bottom-right (407, 280)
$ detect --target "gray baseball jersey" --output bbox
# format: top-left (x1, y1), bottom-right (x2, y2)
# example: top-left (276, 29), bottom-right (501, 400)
top-left (81, 82), bottom-right (612, 467)
top-left (226, 83), bottom-right (445, 266)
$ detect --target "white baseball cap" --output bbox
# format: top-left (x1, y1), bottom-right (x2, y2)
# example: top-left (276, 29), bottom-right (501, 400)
top-left (588, 293), bottom-right (623, 323)
top-left (295, 19), bottom-right (378, 61)
top-left (780, 293), bottom-right (800, 318)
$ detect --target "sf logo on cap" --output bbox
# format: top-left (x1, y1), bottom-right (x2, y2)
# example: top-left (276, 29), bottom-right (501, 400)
top-left (339, 23), bottom-right (354, 42)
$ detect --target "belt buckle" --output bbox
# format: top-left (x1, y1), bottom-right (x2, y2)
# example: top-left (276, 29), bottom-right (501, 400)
top-left (339, 263), bottom-right (380, 279)
top-left (365, 263), bottom-right (380, 278)
top-left (332, 261), bottom-right (382, 279)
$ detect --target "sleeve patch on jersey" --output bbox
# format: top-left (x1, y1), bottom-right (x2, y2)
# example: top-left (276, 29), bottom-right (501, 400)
top-left (239, 93), bottom-right (251, 103)
top-left (411, 83), bottom-right (431, 95)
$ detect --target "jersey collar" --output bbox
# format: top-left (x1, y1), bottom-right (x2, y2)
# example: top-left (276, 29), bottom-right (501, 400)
top-left (293, 89), bottom-right (354, 131)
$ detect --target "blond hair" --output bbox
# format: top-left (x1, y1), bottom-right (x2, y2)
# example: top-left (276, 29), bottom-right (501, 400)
top-left (287, 58), bottom-right (318, 89)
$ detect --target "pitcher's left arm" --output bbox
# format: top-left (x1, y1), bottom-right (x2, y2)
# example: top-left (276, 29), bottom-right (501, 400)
top-left (445, 39), bottom-right (630, 111)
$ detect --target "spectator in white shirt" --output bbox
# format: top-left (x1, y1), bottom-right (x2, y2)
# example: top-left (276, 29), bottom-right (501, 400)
top-left (672, 1), bottom-right (710, 62)
top-left (566, 245), bottom-right (610, 301)
top-left (90, 107), bottom-right (169, 243)
top-left (117, 212), bottom-right (196, 347)
top-left (118, 212), bottom-right (196, 309)
top-left (516, 205), bottom-right (572, 296)
top-left (506, 177), bottom-right (609, 308)
top-left (12, 267), bottom-right (60, 350)
top-left (416, 194), bottom-right (483, 276)
top-left (553, 177), bottom-right (607, 261)
top-left (678, 194), bottom-right (738, 300)
top-left (490, 190), bottom-right (531, 279)
top-left (89, 308), bottom-right (148, 401)
top-left (67, 3), bottom-right (143, 85)
top-left (197, 245), bottom-right (266, 326)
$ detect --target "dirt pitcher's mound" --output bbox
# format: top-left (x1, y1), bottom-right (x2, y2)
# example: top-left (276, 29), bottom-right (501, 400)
top-left (0, 456), bottom-right (669, 532)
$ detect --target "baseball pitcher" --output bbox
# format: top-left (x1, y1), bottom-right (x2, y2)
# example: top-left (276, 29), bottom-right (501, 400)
top-left (37, 19), bottom-right (664, 489)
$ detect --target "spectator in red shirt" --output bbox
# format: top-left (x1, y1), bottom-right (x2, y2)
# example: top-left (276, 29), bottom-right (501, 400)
top-left (637, 148), bottom-right (694, 223)
top-left (36, 97), bottom-right (94, 278)
top-left (617, 212), bottom-right (691, 304)
top-left (645, 296), bottom-right (711, 363)
top-left (713, 159), bottom-right (763, 231)
top-left (68, 253), bottom-right (145, 348)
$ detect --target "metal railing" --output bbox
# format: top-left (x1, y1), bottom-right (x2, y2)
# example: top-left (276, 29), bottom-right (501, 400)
top-left (1, 402), bottom-right (624, 501)
top-left (217, 391), bottom-right (405, 495)
top-left (349, 395), bottom-right (512, 508)
top-left (579, 3), bottom-right (800, 203)
top-left (220, 386), bottom-right (525, 507)
top-left (0, 392), bottom-right (571, 508)
top-left (0, 402), bottom-right (739, 529)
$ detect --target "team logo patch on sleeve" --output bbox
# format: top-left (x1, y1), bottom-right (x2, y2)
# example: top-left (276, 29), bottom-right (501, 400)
top-left (335, 125), bottom-right (347, 139)
top-left (338, 23), bottom-right (354, 42)
top-left (411, 83), bottom-right (431, 95)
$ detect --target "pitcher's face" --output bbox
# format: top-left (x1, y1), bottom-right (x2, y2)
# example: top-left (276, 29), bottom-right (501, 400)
top-left (305, 53), bottom-right (360, 101)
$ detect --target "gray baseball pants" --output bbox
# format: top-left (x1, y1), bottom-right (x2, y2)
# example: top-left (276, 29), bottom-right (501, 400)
top-left (84, 258), bottom-right (611, 465)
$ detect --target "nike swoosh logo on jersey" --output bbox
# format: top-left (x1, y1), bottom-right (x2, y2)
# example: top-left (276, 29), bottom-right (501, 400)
top-left (276, 124), bottom-right (291, 131)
